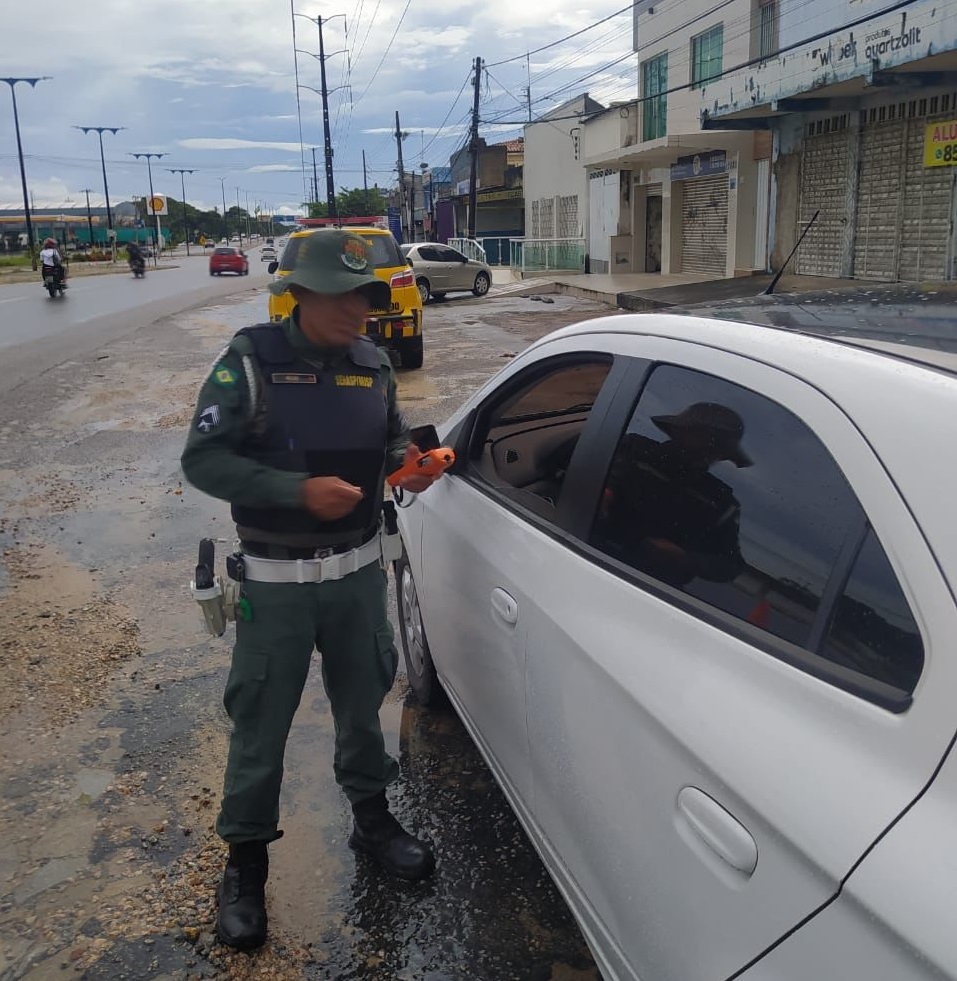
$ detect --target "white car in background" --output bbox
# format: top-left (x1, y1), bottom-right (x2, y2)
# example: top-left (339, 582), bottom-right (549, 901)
top-left (260, 246), bottom-right (277, 262)
top-left (395, 286), bottom-right (957, 981)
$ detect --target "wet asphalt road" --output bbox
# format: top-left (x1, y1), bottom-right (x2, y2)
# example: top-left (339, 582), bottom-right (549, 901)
top-left (0, 284), bottom-right (618, 981)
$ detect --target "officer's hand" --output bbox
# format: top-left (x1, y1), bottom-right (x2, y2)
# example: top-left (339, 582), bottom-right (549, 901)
top-left (395, 443), bottom-right (440, 494)
top-left (302, 476), bottom-right (364, 520)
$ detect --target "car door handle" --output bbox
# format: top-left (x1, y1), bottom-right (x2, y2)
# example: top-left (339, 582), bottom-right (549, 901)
top-left (491, 588), bottom-right (519, 625)
top-left (676, 787), bottom-right (757, 877)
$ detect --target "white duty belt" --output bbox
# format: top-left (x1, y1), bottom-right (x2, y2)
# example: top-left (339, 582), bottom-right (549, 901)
top-left (241, 535), bottom-right (383, 584)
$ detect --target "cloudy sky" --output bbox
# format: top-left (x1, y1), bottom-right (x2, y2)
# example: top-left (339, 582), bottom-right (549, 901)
top-left (1, 0), bottom-right (637, 216)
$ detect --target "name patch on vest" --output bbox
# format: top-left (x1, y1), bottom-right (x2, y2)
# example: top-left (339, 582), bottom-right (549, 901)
top-left (335, 374), bottom-right (374, 388)
top-left (271, 372), bottom-right (317, 384)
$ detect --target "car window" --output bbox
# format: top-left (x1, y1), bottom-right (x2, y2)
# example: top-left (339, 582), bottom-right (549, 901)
top-left (590, 365), bottom-right (867, 649)
top-left (437, 247), bottom-right (465, 262)
top-left (357, 232), bottom-right (402, 268)
top-left (214, 247), bottom-right (235, 255)
top-left (417, 246), bottom-right (440, 262)
top-left (278, 236), bottom-right (303, 271)
top-left (822, 528), bottom-right (923, 694)
top-left (470, 359), bottom-right (613, 513)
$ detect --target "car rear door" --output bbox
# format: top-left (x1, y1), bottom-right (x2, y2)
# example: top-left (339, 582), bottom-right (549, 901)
top-left (522, 333), bottom-right (957, 981)
top-left (414, 246), bottom-right (446, 291)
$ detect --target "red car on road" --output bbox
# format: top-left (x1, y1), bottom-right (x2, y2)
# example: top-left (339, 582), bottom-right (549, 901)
top-left (209, 247), bottom-right (249, 276)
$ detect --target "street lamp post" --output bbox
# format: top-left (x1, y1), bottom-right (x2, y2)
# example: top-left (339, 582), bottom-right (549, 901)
top-left (79, 188), bottom-right (95, 249)
top-left (2, 76), bottom-right (50, 270)
top-left (75, 126), bottom-right (124, 260)
top-left (130, 152), bottom-right (165, 266)
top-left (168, 168), bottom-right (195, 256)
top-left (220, 178), bottom-right (229, 242)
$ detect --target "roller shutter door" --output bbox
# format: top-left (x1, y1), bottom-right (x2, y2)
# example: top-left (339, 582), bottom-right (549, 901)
top-left (680, 175), bottom-right (728, 275)
top-left (796, 127), bottom-right (854, 277)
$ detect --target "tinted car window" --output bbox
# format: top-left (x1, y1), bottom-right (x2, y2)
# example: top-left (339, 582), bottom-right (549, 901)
top-left (472, 360), bottom-right (612, 512)
top-left (214, 247), bottom-right (236, 255)
top-left (822, 528), bottom-right (923, 693)
top-left (590, 365), bottom-right (864, 649)
top-left (417, 246), bottom-right (441, 261)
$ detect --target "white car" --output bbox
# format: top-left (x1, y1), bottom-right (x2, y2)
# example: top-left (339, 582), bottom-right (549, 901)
top-left (394, 287), bottom-right (957, 981)
top-left (261, 246), bottom-right (277, 262)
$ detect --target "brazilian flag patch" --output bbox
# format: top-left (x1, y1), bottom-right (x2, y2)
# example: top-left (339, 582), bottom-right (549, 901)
top-left (211, 363), bottom-right (237, 387)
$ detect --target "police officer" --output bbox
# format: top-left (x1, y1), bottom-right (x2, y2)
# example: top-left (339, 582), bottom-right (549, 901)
top-left (181, 228), bottom-right (439, 951)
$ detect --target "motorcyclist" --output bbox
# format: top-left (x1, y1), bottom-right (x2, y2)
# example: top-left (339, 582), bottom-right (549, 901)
top-left (128, 241), bottom-right (145, 268)
top-left (39, 238), bottom-right (67, 289)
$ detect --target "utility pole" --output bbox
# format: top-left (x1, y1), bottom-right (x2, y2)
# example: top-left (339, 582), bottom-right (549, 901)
top-left (467, 56), bottom-right (483, 240)
top-left (362, 150), bottom-right (368, 193)
top-left (79, 188), bottom-right (95, 249)
top-left (168, 168), bottom-right (195, 256)
top-left (317, 15), bottom-right (338, 224)
top-left (310, 147), bottom-right (320, 209)
top-left (3, 77), bottom-right (49, 270)
top-left (394, 110), bottom-right (406, 244)
top-left (525, 51), bottom-right (532, 122)
top-left (245, 191), bottom-right (252, 240)
top-left (235, 188), bottom-right (243, 246)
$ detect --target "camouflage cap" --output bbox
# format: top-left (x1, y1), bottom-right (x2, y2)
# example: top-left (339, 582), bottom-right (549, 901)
top-left (267, 228), bottom-right (391, 309)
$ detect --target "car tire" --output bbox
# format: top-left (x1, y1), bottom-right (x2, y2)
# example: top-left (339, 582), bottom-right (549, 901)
top-left (472, 271), bottom-right (491, 297)
top-left (395, 551), bottom-right (444, 706)
top-left (416, 278), bottom-right (431, 304)
top-left (398, 335), bottom-right (423, 370)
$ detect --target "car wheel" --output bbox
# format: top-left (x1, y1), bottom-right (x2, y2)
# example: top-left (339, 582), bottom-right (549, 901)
top-left (395, 551), bottom-right (443, 706)
top-left (397, 335), bottom-right (423, 370)
top-left (472, 271), bottom-right (491, 297)
top-left (416, 278), bottom-right (430, 304)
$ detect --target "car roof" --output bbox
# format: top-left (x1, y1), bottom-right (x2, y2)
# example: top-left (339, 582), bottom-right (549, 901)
top-left (666, 284), bottom-right (957, 377)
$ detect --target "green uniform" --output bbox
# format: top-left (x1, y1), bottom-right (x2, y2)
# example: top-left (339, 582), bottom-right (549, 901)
top-left (182, 312), bottom-right (411, 845)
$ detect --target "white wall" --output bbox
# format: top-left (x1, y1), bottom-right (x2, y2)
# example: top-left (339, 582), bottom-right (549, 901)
top-left (524, 96), bottom-right (591, 238)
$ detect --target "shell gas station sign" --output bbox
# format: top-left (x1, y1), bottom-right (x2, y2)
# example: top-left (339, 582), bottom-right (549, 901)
top-left (924, 120), bottom-right (957, 167)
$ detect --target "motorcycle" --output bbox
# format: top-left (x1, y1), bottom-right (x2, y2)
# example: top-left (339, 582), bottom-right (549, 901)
top-left (129, 254), bottom-right (146, 278)
top-left (41, 264), bottom-right (67, 299)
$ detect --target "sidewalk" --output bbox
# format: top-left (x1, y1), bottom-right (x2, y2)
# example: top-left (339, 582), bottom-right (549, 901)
top-left (488, 266), bottom-right (872, 309)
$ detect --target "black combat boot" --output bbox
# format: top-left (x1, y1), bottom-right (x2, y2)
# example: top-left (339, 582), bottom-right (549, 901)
top-left (348, 790), bottom-right (435, 881)
top-left (216, 841), bottom-right (269, 950)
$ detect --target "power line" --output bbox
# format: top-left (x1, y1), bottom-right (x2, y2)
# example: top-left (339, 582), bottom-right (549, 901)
top-left (486, 0), bottom-right (637, 68)
top-left (353, 0), bottom-right (413, 107)
top-left (488, 0), bottom-right (929, 126)
top-left (419, 74), bottom-right (474, 160)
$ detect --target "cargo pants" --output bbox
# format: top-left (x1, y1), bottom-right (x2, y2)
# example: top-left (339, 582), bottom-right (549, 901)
top-left (215, 561), bottom-right (400, 844)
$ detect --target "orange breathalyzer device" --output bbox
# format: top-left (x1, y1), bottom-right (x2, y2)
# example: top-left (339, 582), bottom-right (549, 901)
top-left (387, 447), bottom-right (455, 488)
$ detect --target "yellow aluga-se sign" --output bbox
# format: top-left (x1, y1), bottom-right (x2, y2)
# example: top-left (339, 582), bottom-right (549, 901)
top-left (924, 119), bottom-right (957, 167)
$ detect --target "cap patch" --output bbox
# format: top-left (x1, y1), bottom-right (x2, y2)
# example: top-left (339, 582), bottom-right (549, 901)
top-left (341, 238), bottom-right (369, 271)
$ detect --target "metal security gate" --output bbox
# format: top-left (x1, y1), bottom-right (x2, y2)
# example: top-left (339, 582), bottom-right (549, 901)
top-left (854, 119), bottom-right (905, 280)
top-left (680, 175), bottom-right (728, 275)
top-left (796, 121), bottom-right (855, 277)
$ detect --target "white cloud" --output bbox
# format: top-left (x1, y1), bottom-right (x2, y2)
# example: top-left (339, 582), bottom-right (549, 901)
top-left (179, 139), bottom-right (305, 153)
top-left (247, 164), bottom-right (301, 173)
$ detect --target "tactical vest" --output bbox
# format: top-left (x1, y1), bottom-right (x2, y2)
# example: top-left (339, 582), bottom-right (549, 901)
top-left (231, 324), bottom-right (388, 547)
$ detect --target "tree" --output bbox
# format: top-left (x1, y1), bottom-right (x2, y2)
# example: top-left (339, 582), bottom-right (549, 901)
top-left (304, 188), bottom-right (388, 222)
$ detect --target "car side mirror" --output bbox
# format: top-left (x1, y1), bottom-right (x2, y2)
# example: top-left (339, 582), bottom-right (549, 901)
top-left (267, 261), bottom-right (279, 274)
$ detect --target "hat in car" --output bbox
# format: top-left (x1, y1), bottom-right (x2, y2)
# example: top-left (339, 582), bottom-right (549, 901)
top-left (267, 229), bottom-right (391, 309)
top-left (651, 402), bottom-right (753, 467)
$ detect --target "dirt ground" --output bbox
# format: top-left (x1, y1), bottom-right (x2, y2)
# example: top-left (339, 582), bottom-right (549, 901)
top-left (0, 288), bottom-right (620, 981)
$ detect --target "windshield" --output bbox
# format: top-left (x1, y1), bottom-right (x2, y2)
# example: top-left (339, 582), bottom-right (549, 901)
top-left (358, 232), bottom-right (402, 268)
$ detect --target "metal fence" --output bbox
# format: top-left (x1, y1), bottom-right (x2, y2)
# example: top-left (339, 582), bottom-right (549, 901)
top-left (510, 238), bottom-right (586, 275)
top-left (448, 237), bottom-right (488, 263)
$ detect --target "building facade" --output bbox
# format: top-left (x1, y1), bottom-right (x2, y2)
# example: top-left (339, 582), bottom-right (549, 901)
top-left (705, 0), bottom-right (957, 281)
top-left (582, 0), bottom-right (770, 277)
top-left (448, 138), bottom-right (525, 243)
top-left (524, 95), bottom-right (604, 248)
